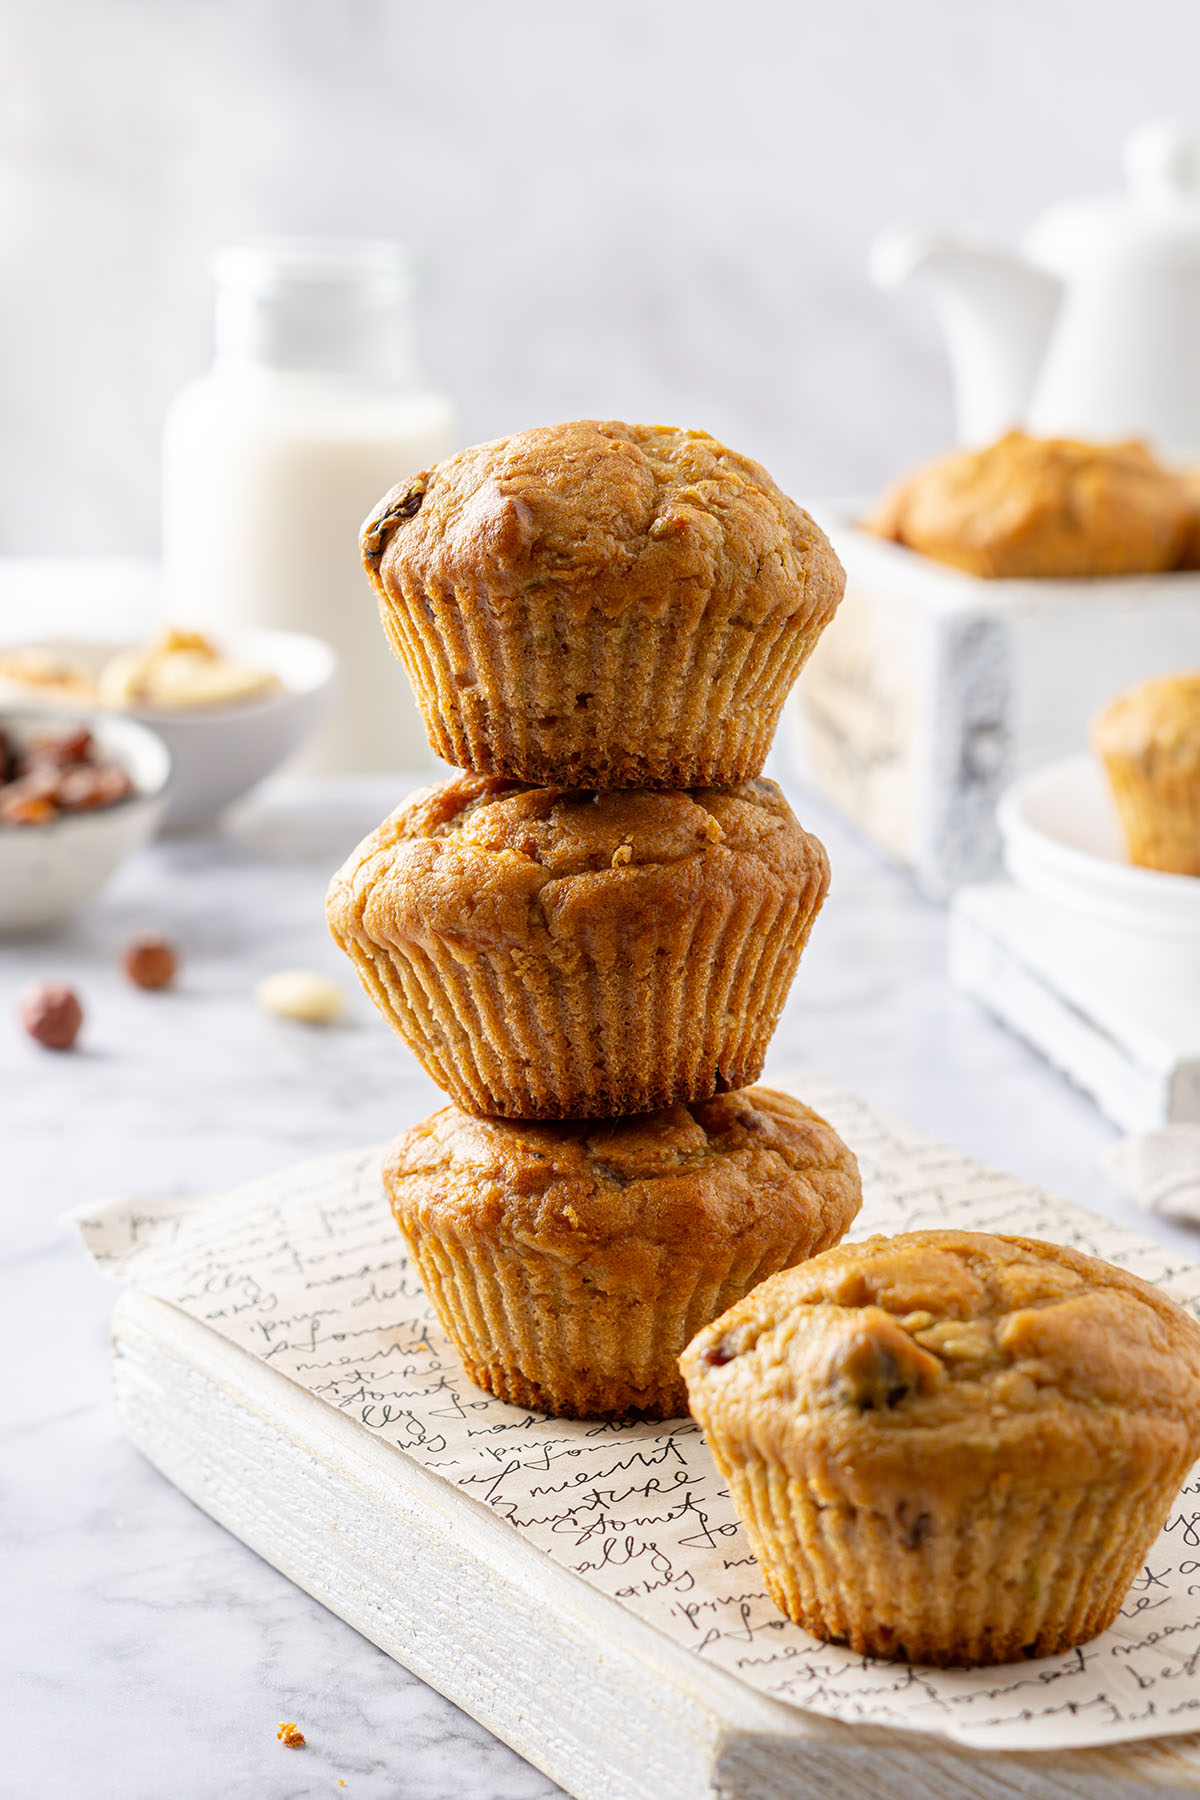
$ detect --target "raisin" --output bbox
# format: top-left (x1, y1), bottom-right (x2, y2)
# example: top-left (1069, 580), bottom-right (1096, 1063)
top-left (361, 475), bottom-right (428, 570)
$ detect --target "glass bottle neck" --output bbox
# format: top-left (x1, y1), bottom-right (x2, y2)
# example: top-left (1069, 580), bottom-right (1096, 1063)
top-left (210, 240), bottom-right (421, 386)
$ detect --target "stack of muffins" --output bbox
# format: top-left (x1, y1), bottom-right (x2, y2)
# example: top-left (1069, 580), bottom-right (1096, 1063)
top-left (327, 417), bottom-right (1200, 1671)
top-left (327, 419), bottom-right (861, 1419)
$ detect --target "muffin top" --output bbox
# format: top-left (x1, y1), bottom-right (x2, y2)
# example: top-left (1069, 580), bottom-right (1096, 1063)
top-left (361, 419), bottom-right (844, 628)
top-left (682, 1230), bottom-right (1200, 1491)
top-left (385, 1087), bottom-right (861, 1293)
top-left (866, 433), bottom-right (1191, 579)
top-left (1092, 671), bottom-right (1200, 768)
top-left (327, 771), bottom-right (828, 952)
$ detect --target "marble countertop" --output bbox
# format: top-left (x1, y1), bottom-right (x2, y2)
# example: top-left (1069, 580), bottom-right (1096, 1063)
top-left (5, 754), bottom-right (1200, 1800)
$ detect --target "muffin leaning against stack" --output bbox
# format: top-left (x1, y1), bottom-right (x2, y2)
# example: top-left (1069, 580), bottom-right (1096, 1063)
top-left (328, 418), bottom-right (859, 1417)
top-left (682, 1229), bottom-right (1200, 1666)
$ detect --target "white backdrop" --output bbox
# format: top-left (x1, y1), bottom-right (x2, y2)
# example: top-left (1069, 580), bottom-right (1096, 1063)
top-left (4, 0), bottom-right (1200, 554)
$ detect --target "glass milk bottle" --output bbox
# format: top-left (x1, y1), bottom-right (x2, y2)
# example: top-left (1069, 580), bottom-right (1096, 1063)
top-left (162, 240), bottom-right (456, 772)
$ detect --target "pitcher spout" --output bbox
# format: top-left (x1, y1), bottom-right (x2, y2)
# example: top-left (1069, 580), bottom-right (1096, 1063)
top-left (870, 224), bottom-right (1062, 445)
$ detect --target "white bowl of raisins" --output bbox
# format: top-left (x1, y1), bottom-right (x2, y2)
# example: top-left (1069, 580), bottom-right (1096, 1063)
top-left (0, 708), bottom-right (171, 932)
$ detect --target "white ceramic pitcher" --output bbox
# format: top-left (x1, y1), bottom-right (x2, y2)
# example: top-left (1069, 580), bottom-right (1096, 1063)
top-left (871, 121), bottom-right (1200, 458)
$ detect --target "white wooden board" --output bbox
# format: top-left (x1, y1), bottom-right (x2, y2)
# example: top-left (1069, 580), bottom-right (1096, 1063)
top-left (111, 1291), bottom-right (1200, 1800)
top-left (83, 1075), bottom-right (1200, 1798)
top-left (950, 882), bottom-right (1200, 1131)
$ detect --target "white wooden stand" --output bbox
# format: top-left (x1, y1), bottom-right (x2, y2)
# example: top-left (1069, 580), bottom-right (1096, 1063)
top-left (112, 1290), bottom-right (1200, 1799)
top-left (789, 509), bottom-right (1200, 898)
top-left (950, 882), bottom-right (1200, 1131)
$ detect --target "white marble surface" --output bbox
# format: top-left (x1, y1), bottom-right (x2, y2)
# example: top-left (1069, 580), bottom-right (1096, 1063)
top-left (5, 759), bottom-right (1200, 1800)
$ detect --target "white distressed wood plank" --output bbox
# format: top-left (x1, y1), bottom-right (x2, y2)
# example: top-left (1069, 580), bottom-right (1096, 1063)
top-left (792, 511), bottom-right (1200, 897)
top-left (112, 1292), bottom-right (1200, 1800)
top-left (950, 883), bottom-right (1200, 1130)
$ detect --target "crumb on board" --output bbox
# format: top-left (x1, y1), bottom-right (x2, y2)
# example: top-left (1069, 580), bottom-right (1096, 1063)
top-left (276, 1722), bottom-right (306, 1748)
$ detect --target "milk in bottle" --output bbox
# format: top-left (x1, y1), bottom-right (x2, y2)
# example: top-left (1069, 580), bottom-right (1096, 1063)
top-left (162, 240), bottom-right (456, 771)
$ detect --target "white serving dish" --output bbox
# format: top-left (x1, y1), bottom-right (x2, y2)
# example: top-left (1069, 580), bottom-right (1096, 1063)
top-left (0, 627), bottom-right (336, 831)
top-left (789, 505), bottom-right (1200, 898)
top-left (0, 707), bottom-right (171, 933)
top-left (997, 752), bottom-right (1200, 939)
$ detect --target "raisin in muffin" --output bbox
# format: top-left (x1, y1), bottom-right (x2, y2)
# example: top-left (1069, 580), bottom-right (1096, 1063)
top-left (386, 1086), bottom-right (861, 1419)
top-left (681, 1230), bottom-right (1200, 1666)
top-left (327, 772), bottom-right (829, 1119)
top-left (361, 420), bottom-right (845, 787)
top-left (1092, 672), bottom-right (1200, 875)
top-left (866, 433), bottom-right (1190, 578)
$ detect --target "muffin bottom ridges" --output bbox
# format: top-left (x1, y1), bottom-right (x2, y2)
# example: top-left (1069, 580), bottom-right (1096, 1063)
top-left (347, 878), bottom-right (806, 1119)
top-left (406, 1226), bottom-right (847, 1424)
top-left (1101, 756), bottom-right (1200, 875)
top-left (723, 1455), bottom-right (1193, 1667)
top-left (379, 576), bottom-right (825, 791)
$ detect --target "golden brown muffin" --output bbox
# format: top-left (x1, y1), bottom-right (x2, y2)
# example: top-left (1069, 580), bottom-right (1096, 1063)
top-left (361, 420), bottom-right (845, 787)
top-left (1092, 672), bottom-right (1200, 875)
top-left (385, 1086), bottom-right (861, 1419)
top-left (681, 1229), bottom-right (1200, 1667)
top-left (327, 772), bottom-right (829, 1119)
top-left (865, 433), bottom-right (1191, 578)
top-left (1175, 467), bottom-right (1200, 570)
